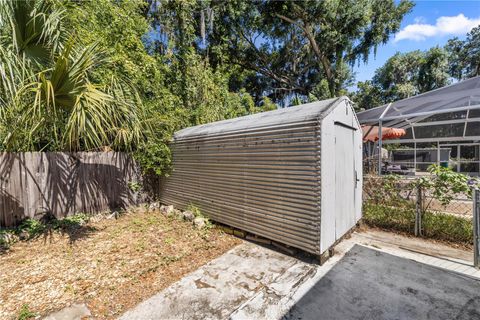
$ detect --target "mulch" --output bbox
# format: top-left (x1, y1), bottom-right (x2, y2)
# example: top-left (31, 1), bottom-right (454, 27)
top-left (0, 207), bottom-right (241, 319)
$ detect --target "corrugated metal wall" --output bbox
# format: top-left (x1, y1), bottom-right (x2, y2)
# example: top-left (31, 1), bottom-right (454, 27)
top-left (160, 120), bottom-right (322, 254)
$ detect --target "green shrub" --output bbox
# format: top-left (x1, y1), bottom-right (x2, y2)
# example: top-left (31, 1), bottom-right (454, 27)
top-left (54, 213), bottom-right (89, 230)
top-left (422, 212), bottom-right (472, 243)
top-left (363, 203), bottom-right (473, 245)
top-left (16, 213), bottom-right (90, 239)
top-left (18, 219), bottom-right (46, 239)
top-left (363, 203), bottom-right (416, 233)
top-left (185, 204), bottom-right (213, 229)
top-left (0, 230), bottom-right (11, 249)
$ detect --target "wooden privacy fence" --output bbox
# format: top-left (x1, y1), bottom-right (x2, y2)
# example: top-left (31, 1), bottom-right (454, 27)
top-left (0, 152), bottom-right (141, 227)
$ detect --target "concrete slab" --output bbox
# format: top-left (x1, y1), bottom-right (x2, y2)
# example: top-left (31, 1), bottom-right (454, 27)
top-left (119, 230), bottom-right (480, 320)
top-left (44, 303), bottom-right (91, 320)
top-left (119, 242), bottom-right (317, 320)
top-left (283, 245), bottom-right (480, 320)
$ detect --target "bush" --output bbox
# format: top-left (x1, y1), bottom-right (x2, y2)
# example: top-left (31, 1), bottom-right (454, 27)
top-left (363, 203), bottom-right (473, 245)
top-left (422, 212), bottom-right (472, 244)
top-left (363, 165), bottom-right (476, 246)
top-left (363, 203), bottom-right (416, 233)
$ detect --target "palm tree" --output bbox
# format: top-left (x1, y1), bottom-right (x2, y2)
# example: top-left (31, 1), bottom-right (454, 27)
top-left (0, 0), bottom-right (145, 151)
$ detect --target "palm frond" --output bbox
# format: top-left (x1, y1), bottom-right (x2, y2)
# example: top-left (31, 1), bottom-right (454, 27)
top-left (0, 0), bottom-right (64, 66)
top-left (0, 1), bottom-right (146, 152)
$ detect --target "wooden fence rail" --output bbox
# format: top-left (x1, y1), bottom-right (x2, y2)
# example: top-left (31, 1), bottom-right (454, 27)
top-left (0, 152), bottom-right (141, 227)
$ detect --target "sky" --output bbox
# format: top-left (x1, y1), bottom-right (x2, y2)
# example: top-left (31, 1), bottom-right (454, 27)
top-left (351, 0), bottom-right (480, 86)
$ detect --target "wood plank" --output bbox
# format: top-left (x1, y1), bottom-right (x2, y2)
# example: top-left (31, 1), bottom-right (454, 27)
top-left (0, 152), bottom-right (140, 227)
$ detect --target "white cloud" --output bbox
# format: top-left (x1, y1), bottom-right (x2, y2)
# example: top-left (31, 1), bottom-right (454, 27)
top-left (394, 14), bottom-right (480, 42)
top-left (413, 16), bottom-right (427, 24)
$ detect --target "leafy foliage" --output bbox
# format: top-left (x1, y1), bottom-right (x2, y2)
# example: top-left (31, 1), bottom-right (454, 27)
top-left (445, 26), bottom-right (480, 80)
top-left (0, 0), bottom-right (281, 175)
top-left (17, 213), bottom-right (90, 239)
top-left (146, 0), bottom-right (412, 104)
top-left (350, 80), bottom-right (384, 111)
top-left (363, 168), bottom-right (476, 245)
top-left (417, 165), bottom-right (478, 209)
top-left (355, 47), bottom-right (450, 109)
top-left (353, 26), bottom-right (480, 110)
top-left (363, 202), bottom-right (473, 244)
top-left (0, 0), bottom-right (145, 152)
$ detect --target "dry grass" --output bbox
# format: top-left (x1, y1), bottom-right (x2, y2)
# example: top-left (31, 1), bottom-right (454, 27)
top-left (0, 207), bottom-right (241, 319)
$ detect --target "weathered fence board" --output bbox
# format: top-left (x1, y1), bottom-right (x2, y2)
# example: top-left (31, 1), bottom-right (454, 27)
top-left (0, 152), bottom-right (140, 227)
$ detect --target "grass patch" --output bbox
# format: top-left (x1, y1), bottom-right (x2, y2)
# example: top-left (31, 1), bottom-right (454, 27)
top-left (363, 202), bottom-right (473, 245)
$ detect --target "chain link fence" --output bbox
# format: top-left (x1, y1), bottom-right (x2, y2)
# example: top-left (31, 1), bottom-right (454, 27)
top-left (363, 175), bottom-right (474, 245)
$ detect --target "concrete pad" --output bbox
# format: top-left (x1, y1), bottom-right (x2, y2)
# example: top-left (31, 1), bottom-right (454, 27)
top-left (120, 230), bottom-right (480, 320)
top-left (119, 242), bottom-right (317, 320)
top-left (44, 303), bottom-right (91, 320)
top-left (283, 245), bottom-right (480, 320)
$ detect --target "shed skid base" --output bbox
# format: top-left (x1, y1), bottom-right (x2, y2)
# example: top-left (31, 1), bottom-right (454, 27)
top-left (319, 249), bottom-right (332, 265)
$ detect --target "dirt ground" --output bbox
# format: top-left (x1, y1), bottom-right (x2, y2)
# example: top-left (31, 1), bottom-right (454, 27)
top-left (0, 207), bottom-right (241, 319)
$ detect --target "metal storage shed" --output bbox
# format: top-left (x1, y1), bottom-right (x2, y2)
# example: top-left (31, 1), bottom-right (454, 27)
top-left (160, 96), bottom-right (362, 257)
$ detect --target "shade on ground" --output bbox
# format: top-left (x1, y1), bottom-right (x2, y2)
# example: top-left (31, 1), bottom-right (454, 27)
top-left (283, 245), bottom-right (480, 320)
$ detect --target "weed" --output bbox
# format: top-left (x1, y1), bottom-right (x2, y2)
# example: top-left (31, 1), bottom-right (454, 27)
top-left (186, 203), bottom-right (214, 230)
top-left (127, 181), bottom-right (142, 193)
top-left (17, 304), bottom-right (36, 320)
top-left (0, 230), bottom-right (16, 249)
top-left (55, 213), bottom-right (89, 229)
top-left (13, 213), bottom-right (91, 240)
top-left (161, 255), bottom-right (181, 265)
top-left (18, 219), bottom-right (45, 238)
top-left (186, 203), bottom-right (202, 217)
top-left (146, 215), bottom-right (162, 226)
top-left (135, 240), bottom-right (146, 252)
top-left (64, 284), bottom-right (76, 295)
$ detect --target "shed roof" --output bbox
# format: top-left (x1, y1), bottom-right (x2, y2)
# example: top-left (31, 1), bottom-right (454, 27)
top-left (175, 96), bottom-right (348, 140)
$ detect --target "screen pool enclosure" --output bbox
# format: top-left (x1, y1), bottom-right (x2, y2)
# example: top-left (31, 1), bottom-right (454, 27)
top-left (357, 76), bottom-right (480, 175)
top-left (160, 96), bottom-right (363, 258)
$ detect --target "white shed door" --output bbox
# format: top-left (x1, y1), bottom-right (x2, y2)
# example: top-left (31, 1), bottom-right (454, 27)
top-left (334, 123), bottom-right (356, 240)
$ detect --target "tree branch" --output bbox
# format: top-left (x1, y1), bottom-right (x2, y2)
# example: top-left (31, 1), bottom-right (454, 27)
top-left (275, 13), bottom-right (335, 95)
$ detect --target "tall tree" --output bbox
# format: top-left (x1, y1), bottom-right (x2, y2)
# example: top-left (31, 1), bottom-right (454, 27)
top-left (445, 26), bottom-right (480, 80)
top-left (147, 0), bottom-right (412, 103)
top-left (373, 50), bottom-right (424, 101)
top-left (445, 37), bottom-right (467, 81)
top-left (350, 80), bottom-right (383, 111)
top-left (263, 0), bottom-right (413, 98)
top-left (353, 47), bottom-right (450, 110)
top-left (203, 0), bottom-right (412, 102)
top-left (418, 47), bottom-right (449, 93)
top-left (464, 26), bottom-right (480, 77)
